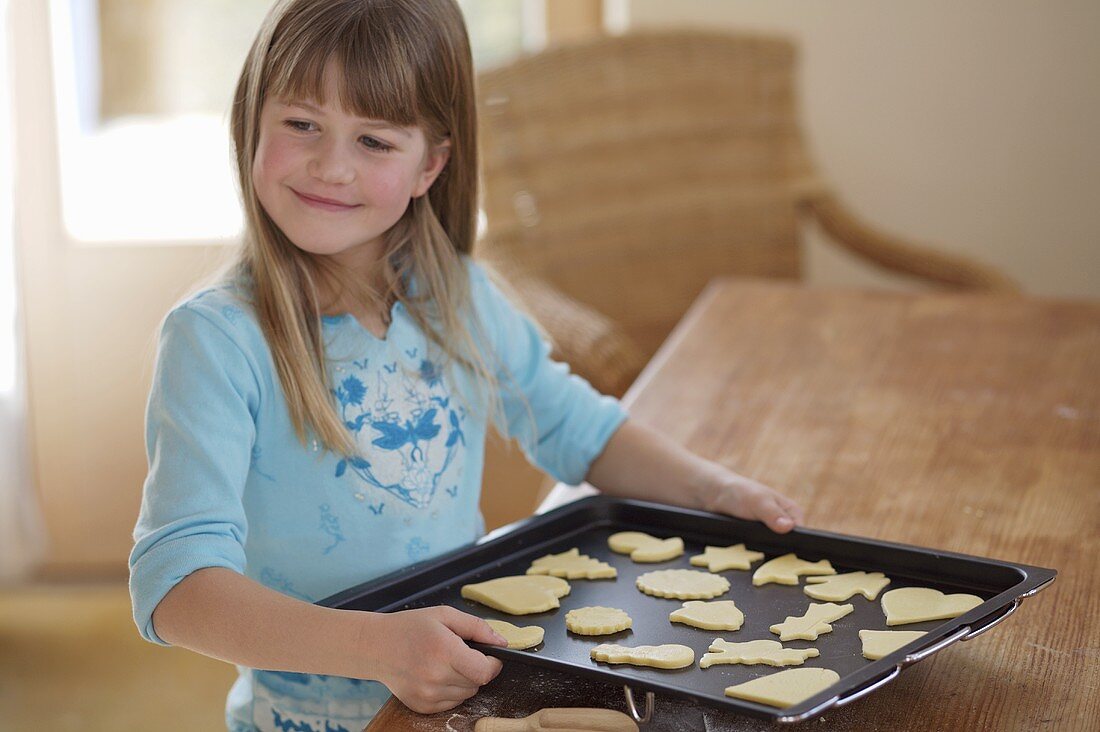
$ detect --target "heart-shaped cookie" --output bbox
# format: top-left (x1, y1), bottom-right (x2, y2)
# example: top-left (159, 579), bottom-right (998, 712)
top-left (461, 575), bottom-right (570, 615)
top-left (881, 587), bottom-right (982, 626)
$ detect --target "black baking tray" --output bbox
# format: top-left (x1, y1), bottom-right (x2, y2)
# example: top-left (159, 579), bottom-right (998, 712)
top-left (319, 496), bottom-right (1056, 724)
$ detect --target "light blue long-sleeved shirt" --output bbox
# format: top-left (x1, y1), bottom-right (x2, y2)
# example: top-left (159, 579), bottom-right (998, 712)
top-left (129, 258), bottom-right (628, 732)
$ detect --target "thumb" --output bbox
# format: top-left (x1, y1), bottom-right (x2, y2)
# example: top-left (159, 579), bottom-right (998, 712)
top-left (440, 607), bottom-right (508, 646)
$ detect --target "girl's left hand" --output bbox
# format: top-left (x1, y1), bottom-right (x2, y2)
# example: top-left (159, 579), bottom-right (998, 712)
top-left (702, 472), bottom-right (805, 534)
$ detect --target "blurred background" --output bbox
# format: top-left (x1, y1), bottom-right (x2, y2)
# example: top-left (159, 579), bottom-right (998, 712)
top-left (1, 0), bottom-right (1097, 729)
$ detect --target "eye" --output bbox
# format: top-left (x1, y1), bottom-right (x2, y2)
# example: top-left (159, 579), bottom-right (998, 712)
top-left (360, 135), bottom-right (394, 153)
top-left (282, 119), bottom-right (315, 133)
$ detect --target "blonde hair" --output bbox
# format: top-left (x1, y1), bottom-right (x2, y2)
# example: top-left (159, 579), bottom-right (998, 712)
top-left (228, 0), bottom-right (500, 456)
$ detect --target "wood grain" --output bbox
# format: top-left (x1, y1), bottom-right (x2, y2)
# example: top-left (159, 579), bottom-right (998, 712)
top-left (371, 279), bottom-right (1100, 731)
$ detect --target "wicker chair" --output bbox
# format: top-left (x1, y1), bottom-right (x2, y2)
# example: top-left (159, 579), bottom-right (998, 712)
top-left (475, 30), bottom-right (1018, 398)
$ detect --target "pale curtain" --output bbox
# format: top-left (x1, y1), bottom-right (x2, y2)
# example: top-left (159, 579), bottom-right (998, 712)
top-left (0, 0), bottom-right (45, 582)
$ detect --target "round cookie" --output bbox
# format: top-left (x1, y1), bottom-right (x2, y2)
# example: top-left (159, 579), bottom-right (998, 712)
top-left (565, 606), bottom-right (633, 635)
top-left (636, 569), bottom-right (730, 600)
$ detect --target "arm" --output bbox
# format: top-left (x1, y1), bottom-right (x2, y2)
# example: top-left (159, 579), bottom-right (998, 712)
top-left (585, 418), bottom-right (804, 533)
top-left (154, 567), bottom-right (506, 714)
top-left (132, 306), bottom-right (503, 715)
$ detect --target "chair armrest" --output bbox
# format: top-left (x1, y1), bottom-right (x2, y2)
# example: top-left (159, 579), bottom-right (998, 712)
top-left (512, 276), bottom-right (647, 398)
top-left (802, 191), bottom-right (1020, 292)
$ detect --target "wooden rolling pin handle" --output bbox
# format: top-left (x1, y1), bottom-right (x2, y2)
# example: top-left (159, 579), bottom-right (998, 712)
top-left (473, 707), bottom-right (639, 732)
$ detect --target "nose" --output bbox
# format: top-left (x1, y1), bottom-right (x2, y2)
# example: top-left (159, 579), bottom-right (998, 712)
top-left (307, 138), bottom-right (355, 185)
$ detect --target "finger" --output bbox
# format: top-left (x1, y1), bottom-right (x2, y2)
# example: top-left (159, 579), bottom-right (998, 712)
top-left (441, 608), bottom-right (509, 646)
top-left (449, 645), bottom-right (504, 686)
top-left (760, 495), bottom-right (797, 534)
top-left (780, 496), bottom-right (805, 525)
top-left (412, 694), bottom-right (475, 715)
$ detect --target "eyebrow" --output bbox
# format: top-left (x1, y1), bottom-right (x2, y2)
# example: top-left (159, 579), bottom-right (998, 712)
top-left (280, 101), bottom-right (412, 138)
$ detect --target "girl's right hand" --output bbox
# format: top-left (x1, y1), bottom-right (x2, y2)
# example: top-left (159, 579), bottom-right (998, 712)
top-left (367, 606), bottom-right (508, 714)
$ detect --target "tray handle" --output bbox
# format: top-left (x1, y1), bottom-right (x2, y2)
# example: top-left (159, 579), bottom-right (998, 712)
top-left (962, 597), bottom-right (1020, 640)
top-left (778, 617), bottom-right (1001, 724)
top-left (622, 686), bottom-right (654, 724)
top-left (902, 626), bottom-right (970, 666)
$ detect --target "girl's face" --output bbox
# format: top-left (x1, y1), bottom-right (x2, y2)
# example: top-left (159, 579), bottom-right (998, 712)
top-left (252, 66), bottom-right (450, 274)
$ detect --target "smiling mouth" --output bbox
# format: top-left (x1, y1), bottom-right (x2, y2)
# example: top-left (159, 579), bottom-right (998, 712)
top-left (292, 189), bottom-right (362, 212)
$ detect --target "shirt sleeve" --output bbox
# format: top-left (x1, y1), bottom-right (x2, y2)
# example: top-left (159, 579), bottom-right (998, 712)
top-left (129, 304), bottom-right (259, 645)
top-left (468, 260), bottom-right (628, 486)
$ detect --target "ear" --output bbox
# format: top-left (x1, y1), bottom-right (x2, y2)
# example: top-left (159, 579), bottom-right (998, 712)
top-left (412, 138), bottom-right (452, 198)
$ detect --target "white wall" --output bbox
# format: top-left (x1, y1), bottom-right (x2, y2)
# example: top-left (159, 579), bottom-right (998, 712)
top-left (628, 0), bottom-right (1100, 298)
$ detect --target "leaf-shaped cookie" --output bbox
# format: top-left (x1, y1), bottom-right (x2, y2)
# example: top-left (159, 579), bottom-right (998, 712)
top-left (668, 600), bottom-right (744, 631)
top-left (690, 544), bottom-right (765, 572)
top-left (526, 548), bottom-right (617, 579)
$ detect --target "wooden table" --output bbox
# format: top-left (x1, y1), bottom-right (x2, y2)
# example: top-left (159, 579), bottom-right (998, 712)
top-left (369, 279), bottom-right (1099, 731)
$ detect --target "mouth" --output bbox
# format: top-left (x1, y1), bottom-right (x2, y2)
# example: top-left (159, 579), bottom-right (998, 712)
top-left (292, 188), bottom-right (362, 212)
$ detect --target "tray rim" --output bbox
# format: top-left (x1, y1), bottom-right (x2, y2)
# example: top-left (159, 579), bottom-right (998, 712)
top-left (318, 495), bottom-right (1058, 723)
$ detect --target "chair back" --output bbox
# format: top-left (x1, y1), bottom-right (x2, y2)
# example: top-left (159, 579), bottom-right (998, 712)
top-left (477, 30), bottom-right (819, 355)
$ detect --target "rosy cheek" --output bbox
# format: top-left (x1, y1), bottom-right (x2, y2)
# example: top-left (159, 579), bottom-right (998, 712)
top-left (369, 165), bottom-right (416, 203)
top-left (259, 129), bottom-right (305, 177)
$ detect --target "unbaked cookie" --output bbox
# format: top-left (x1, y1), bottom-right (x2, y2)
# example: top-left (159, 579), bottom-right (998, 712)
top-left (526, 548), bottom-right (617, 580)
top-left (668, 600), bottom-right (744, 631)
top-left (723, 667), bottom-right (841, 708)
top-left (485, 619), bottom-right (544, 650)
top-left (769, 602), bottom-right (854, 641)
top-left (690, 543), bottom-right (765, 572)
top-left (700, 639), bottom-right (820, 668)
top-left (881, 587), bottom-right (982, 626)
top-left (460, 575), bottom-right (570, 615)
top-left (858, 629), bottom-right (927, 660)
top-left (752, 553), bottom-right (836, 586)
top-left (608, 531), bottom-right (685, 562)
top-left (565, 606), bottom-right (633, 636)
top-left (804, 571), bottom-right (891, 601)
top-left (636, 569), bottom-right (730, 600)
top-left (590, 643), bottom-right (694, 670)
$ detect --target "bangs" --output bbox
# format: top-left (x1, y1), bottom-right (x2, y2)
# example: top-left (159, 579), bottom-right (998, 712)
top-left (263, 3), bottom-right (421, 126)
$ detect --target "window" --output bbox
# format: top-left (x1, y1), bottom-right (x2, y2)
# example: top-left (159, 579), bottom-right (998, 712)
top-left (49, 0), bottom-right (543, 244)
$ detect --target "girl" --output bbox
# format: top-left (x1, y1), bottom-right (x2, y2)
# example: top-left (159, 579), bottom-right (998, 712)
top-left (129, 1), bottom-right (804, 730)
